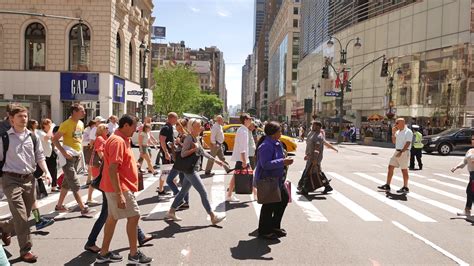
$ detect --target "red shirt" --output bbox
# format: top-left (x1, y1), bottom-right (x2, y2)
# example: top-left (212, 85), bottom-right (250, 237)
top-left (100, 130), bottom-right (138, 192)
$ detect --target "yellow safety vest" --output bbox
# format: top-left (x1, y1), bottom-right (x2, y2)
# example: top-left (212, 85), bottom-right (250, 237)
top-left (413, 131), bottom-right (423, 149)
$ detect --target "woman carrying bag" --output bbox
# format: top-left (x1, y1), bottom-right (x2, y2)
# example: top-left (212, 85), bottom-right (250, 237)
top-left (255, 121), bottom-right (293, 239)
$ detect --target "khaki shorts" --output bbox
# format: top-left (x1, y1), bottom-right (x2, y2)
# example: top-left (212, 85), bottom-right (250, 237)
top-left (105, 191), bottom-right (140, 220)
top-left (62, 156), bottom-right (81, 192)
top-left (389, 150), bottom-right (410, 169)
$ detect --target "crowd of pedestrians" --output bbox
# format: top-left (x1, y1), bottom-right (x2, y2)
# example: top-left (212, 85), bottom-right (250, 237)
top-left (0, 102), bottom-right (472, 264)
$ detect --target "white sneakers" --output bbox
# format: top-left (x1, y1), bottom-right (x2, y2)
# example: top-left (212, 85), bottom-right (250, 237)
top-left (225, 195), bottom-right (240, 202)
top-left (211, 214), bottom-right (226, 225)
top-left (164, 212), bottom-right (182, 221)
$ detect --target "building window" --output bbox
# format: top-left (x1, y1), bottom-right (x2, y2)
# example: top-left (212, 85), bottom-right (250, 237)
top-left (116, 33), bottom-right (121, 75)
top-left (131, 0), bottom-right (135, 6)
top-left (69, 24), bottom-right (91, 71)
top-left (293, 19), bottom-right (298, 28)
top-left (128, 42), bottom-right (133, 80)
top-left (293, 7), bottom-right (299, 15)
top-left (25, 23), bottom-right (46, 71)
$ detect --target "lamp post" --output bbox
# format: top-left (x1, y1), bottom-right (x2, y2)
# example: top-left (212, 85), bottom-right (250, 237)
top-left (383, 61), bottom-right (402, 142)
top-left (326, 36), bottom-right (362, 143)
top-left (139, 41), bottom-right (150, 123)
top-left (311, 83), bottom-right (320, 119)
top-left (446, 82), bottom-right (452, 128)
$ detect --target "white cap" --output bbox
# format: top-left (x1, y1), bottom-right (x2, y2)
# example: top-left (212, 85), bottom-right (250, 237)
top-left (412, 125), bottom-right (420, 129)
top-left (94, 116), bottom-right (106, 122)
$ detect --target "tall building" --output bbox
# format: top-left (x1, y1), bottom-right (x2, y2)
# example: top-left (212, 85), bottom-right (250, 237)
top-left (0, 0), bottom-right (155, 123)
top-left (297, 0), bottom-right (474, 134)
top-left (267, 0), bottom-right (301, 123)
top-left (300, 0), bottom-right (329, 60)
top-left (253, 0), bottom-right (266, 45)
top-left (255, 0), bottom-right (283, 120)
top-left (241, 54), bottom-right (254, 111)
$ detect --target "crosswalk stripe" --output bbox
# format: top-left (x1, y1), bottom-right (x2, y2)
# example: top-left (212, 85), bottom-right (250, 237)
top-left (209, 175), bottom-right (226, 220)
top-left (355, 173), bottom-right (462, 215)
top-left (289, 183), bottom-right (328, 222)
top-left (460, 174), bottom-right (469, 177)
top-left (427, 179), bottom-right (465, 190)
top-left (328, 172), bottom-right (436, 222)
top-left (329, 190), bottom-right (382, 222)
top-left (433, 173), bottom-right (465, 183)
top-left (410, 173), bottom-right (426, 178)
top-left (392, 221), bottom-right (469, 266)
top-left (378, 173), bottom-right (465, 202)
top-left (250, 194), bottom-right (261, 218)
top-left (54, 190), bottom-right (103, 219)
top-left (144, 195), bottom-right (174, 221)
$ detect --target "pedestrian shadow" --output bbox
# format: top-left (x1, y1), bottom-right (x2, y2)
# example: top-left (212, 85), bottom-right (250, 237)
top-left (230, 230), bottom-right (280, 261)
top-left (224, 201), bottom-right (252, 211)
top-left (149, 221), bottom-right (212, 239)
top-left (64, 251), bottom-right (97, 266)
top-left (385, 192), bottom-right (407, 201)
top-left (136, 195), bottom-right (160, 206)
top-left (303, 193), bottom-right (328, 201)
top-left (449, 216), bottom-right (474, 225)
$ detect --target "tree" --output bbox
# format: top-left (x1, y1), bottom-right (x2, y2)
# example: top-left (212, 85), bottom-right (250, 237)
top-left (189, 93), bottom-right (224, 118)
top-left (153, 65), bottom-right (201, 115)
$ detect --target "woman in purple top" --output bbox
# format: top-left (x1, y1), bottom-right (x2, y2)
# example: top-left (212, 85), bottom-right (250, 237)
top-left (255, 121), bottom-right (294, 239)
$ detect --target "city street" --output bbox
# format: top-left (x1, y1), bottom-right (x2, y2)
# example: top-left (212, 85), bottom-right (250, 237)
top-left (1, 142), bottom-right (472, 265)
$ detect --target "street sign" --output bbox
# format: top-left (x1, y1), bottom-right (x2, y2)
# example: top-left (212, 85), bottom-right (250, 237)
top-left (324, 91), bottom-right (341, 97)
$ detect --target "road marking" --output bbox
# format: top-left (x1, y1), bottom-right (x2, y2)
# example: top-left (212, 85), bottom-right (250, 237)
top-left (377, 173), bottom-right (465, 202)
top-left (427, 179), bottom-right (465, 190)
top-left (392, 221), bottom-right (469, 266)
top-left (328, 172), bottom-right (436, 222)
top-left (355, 173), bottom-right (462, 215)
top-left (208, 175), bottom-right (226, 221)
top-left (330, 190), bottom-right (382, 222)
top-left (250, 194), bottom-right (261, 219)
top-left (290, 183), bottom-right (328, 222)
top-left (460, 174), bottom-right (468, 177)
top-left (410, 173), bottom-right (426, 178)
top-left (433, 173), bottom-right (465, 183)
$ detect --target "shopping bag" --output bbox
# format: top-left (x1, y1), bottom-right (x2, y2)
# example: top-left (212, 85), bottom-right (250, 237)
top-left (285, 180), bottom-right (292, 203)
top-left (234, 168), bottom-right (253, 194)
top-left (257, 176), bottom-right (281, 204)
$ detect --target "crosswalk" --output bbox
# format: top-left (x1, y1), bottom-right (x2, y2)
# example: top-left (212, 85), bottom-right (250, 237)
top-left (0, 170), bottom-right (470, 226)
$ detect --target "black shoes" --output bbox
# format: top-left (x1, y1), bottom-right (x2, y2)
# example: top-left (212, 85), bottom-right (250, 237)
top-left (396, 187), bottom-right (409, 194)
top-left (322, 185), bottom-right (333, 194)
top-left (259, 232), bottom-right (279, 240)
top-left (377, 184), bottom-right (391, 191)
top-left (273, 228), bottom-right (287, 237)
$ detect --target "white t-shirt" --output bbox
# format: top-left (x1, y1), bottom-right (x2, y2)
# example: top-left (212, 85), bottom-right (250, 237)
top-left (37, 130), bottom-right (52, 157)
top-left (231, 125), bottom-right (249, 162)
top-left (82, 126), bottom-right (92, 146)
top-left (89, 126), bottom-right (97, 141)
top-left (395, 127), bottom-right (413, 150)
top-left (107, 122), bottom-right (118, 134)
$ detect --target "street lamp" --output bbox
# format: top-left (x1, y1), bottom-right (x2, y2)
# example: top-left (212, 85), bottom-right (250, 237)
top-left (326, 36), bottom-right (362, 142)
top-left (139, 41), bottom-right (150, 123)
top-left (311, 83), bottom-right (320, 119)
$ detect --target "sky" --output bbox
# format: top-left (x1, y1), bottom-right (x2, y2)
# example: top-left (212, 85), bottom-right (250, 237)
top-left (151, 0), bottom-right (254, 108)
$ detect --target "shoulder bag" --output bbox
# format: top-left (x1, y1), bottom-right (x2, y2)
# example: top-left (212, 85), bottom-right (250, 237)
top-left (256, 144), bottom-right (282, 204)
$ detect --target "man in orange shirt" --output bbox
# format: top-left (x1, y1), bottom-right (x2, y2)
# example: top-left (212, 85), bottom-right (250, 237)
top-left (96, 115), bottom-right (153, 264)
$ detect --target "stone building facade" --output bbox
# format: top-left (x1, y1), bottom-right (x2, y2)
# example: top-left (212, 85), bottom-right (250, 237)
top-left (0, 0), bottom-right (154, 123)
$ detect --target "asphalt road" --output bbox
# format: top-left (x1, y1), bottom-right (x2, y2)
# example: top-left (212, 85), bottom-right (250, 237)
top-left (1, 142), bottom-right (473, 265)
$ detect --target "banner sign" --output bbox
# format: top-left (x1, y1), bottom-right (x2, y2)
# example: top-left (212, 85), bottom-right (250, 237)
top-left (113, 76), bottom-right (125, 103)
top-left (152, 26), bottom-right (166, 39)
top-left (60, 72), bottom-right (99, 101)
top-left (324, 91), bottom-right (341, 97)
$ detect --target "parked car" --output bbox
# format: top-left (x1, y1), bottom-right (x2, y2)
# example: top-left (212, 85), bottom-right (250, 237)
top-left (131, 122), bottom-right (165, 147)
top-left (202, 124), bottom-right (298, 154)
top-left (422, 127), bottom-right (473, 155)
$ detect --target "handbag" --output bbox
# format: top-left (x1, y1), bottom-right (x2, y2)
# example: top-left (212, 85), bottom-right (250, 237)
top-left (234, 168), bottom-right (254, 194)
top-left (173, 152), bottom-right (199, 174)
top-left (36, 177), bottom-right (48, 199)
top-left (90, 164), bottom-right (104, 192)
top-left (285, 180), bottom-right (292, 203)
top-left (257, 176), bottom-right (281, 204)
top-left (91, 150), bottom-right (102, 168)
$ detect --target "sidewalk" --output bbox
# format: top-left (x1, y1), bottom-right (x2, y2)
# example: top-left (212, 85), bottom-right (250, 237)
top-left (327, 138), bottom-right (395, 149)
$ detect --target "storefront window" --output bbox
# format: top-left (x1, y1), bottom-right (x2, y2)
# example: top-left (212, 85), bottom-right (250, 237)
top-left (25, 23), bottom-right (46, 71)
top-left (116, 33), bottom-right (121, 75)
top-left (69, 24), bottom-right (91, 71)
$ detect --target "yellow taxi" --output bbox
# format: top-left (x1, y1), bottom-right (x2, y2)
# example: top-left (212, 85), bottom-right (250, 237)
top-left (202, 124), bottom-right (297, 153)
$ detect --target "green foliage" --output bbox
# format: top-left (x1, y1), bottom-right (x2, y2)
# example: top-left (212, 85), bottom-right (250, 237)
top-left (189, 93), bottom-right (224, 118)
top-left (152, 65), bottom-right (201, 115)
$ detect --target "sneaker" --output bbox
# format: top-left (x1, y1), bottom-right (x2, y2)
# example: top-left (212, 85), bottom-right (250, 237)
top-left (81, 207), bottom-right (96, 218)
top-left (96, 252), bottom-right (123, 263)
top-left (55, 205), bottom-right (68, 212)
top-left (86, 200), bottom-right (101, 207)
top-left (396, 187), bottom-right (409, 194)
top-left (35, 217), bottom-right (55, 230)
top-left (225, 195), bottom-right (240, 202)
top-left (138, 234), bottom-right (154, 247)
top-left (211, 214), bottom-right (226, 225)
top-left (204, 171), bottom-right (215, 177)
top-left (177, 201), bottom-right (190, 210)
top-left (164, 212), bottom-right (182, 221)
top-left (377, 184), bottom-right (391, 191)
top-left (128, 250), bottom-right (153, 264)
top-left (157, 189), bottom-right (171, 195)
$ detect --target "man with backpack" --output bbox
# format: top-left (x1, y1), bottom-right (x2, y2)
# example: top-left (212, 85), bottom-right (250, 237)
top-left (0, 105), bottom-right (52, 262)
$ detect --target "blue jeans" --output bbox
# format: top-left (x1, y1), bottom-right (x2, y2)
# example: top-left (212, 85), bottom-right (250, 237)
top-left (171, 171), bottom-right (211, 214)
top-left (86, 192), bottom-right (146, 247)
top-left (166, 168), bottom-right (189, 203)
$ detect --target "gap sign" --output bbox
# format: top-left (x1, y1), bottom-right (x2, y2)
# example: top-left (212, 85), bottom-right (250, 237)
top-left (60, 72), bottom-right (99, 101)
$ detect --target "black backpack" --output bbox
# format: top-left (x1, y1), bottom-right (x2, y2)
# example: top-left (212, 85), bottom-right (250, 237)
top-left (0, 131), bottom-right (38, 176)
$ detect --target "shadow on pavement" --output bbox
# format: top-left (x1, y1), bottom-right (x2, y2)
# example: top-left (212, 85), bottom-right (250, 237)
top-left (230, 230), bottom-right (280, 261)
top-left (64, 251), bottom-right (97, 266)
top-left (385, 192), bottom-right (408, 201)
top-left (150, 221), bottom-right (212, 239)
top-left (224, 201), bottom-right (252, 211)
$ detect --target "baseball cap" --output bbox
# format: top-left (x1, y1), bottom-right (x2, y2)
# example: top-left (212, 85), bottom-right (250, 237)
top-left (94, 116), bottom-right (106, 122)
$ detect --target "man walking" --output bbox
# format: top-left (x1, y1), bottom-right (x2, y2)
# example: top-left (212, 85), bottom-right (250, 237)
top-left (378, 118), bottom-right (413, 193)
top-left (409, 125), bottom-right (423, 170)
top-left (157, 112), bottom-right (178, 194)
top-left (52, 103), bottom-right (95, 216)
top-left (96, 115), bottom-right (152, 264)
top-left (0, 105), bottom-right (52, 262)
top-left (205, 115), bottom-right (227, 176)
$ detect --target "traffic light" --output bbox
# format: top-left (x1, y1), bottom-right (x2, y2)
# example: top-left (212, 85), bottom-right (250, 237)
top-left (322, 66), bottom-right (329, 79)
top-left (345, 81), bottom-right (352, 92)
top-left (380, 59), bottom-right (389, 77)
